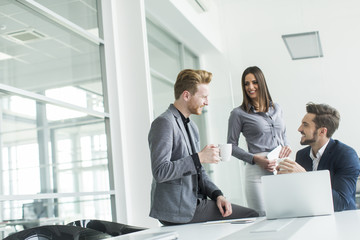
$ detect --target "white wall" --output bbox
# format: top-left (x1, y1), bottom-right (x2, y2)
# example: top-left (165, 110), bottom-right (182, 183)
top-left (103, 0), bottom-right (156, 227)
top-left (220, 0), bottom-right (360, 156)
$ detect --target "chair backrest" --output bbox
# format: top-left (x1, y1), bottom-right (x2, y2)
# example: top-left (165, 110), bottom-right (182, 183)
top-left (67, 219), bottom-right (147, 236)
top-left (4, 225), bottom-right (111, 240)
top-left (22, 201), bottom-right (48, 220)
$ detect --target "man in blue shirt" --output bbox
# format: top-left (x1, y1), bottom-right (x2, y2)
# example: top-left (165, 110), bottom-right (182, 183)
top-left (277, 103), bottom-right (360, 211)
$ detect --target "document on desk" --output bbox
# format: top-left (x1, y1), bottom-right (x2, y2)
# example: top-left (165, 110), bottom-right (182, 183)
top-left (250, 218), bottom-right (294, 232)
top-left (219, 218), bottom-right (311, 240)
top-left (203, 219), bottom-right (255, 225)
top-left (111, 231), bottom-right (179, 240)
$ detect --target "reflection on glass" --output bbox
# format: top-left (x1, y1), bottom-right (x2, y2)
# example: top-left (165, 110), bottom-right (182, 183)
top-left (54, 122), bottom-right (109, 193)
top-left (151, 76), bottom-right (173, 118)
top-left (0, 94), bottom-right (109, 222)
top-left (46, 86), bottom-right (104, 116)
top-left (34, 0), bottom-right (100, 37)
top-left (2, 143), bottom-right (40, 195)
top-left (184, 48), bottom-right (199, 69)
top-left (148, 42), bottom-right (181, 82)
top-left (1, 196), bottom-right (112, 238)
top-left (58, 195), bottom-right (111, 221)
top-left (147, 20), bottom-right (181, 81)
top-left (0, 0), bottom-right (111, 230)
top-left (0, 0), bottom-right (103, 110)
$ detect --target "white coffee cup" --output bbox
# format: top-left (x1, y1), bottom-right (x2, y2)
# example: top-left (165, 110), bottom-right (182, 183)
top-left (218, 144), bottom-right (232, 162)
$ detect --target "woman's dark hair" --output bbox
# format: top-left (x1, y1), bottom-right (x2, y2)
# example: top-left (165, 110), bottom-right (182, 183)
top-left (240, 66), bottom-right (273, 113)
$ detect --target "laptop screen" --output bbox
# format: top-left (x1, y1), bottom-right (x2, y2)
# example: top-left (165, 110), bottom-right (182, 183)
top-left (261, 170), bottom-right (334, 219)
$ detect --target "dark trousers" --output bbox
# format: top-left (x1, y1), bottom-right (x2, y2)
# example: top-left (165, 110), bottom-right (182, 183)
top-left (160, 199), bottom-right (259, 226)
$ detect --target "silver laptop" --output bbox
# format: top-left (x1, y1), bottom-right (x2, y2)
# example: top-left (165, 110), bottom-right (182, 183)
top-left (261, 170), bottom-right (334, 219)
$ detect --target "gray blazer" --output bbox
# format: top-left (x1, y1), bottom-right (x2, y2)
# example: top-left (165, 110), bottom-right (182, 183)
top-left (148, 104), bottom-right (220, 223)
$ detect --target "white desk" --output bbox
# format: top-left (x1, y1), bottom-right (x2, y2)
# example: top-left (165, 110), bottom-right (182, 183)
top-left (111, 210), bottom-right (360, 240)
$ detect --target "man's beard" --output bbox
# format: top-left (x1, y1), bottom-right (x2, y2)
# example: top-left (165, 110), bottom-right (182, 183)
top-left (189, 104), bottom-right (205, 115)
top-left (300, 130), bottom-right (318, 145)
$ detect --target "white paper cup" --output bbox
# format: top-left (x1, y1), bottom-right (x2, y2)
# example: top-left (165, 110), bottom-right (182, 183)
top-left (219, 144), bottom-right (232, 162)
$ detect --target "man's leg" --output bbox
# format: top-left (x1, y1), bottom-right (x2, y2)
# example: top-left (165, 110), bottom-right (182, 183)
top-left (188, 199), bottom-right (259, 224)
top-left (159, 220), bottom-right (182, 226)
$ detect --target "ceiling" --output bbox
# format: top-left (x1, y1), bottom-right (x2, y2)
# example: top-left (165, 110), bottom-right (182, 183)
top-left (0, 0), bottom-right (102, 94)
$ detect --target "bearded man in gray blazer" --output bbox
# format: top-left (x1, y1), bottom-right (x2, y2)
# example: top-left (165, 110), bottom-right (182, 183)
top-left (148, 69), bottom-right (258, 225)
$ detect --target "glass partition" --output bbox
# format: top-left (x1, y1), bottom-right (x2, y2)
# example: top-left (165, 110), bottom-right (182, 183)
top-left (147, 19), bottom-right (181, 83)
top-left (1, 195), bottom-right (111, 237)
top-left (0, 0), bottom-right (103, 109)
top-left (34, 0), bottom-right (100, 37)
top-left (0, 94), bottom-right (109, 190)
top-left (0, 92), bottom-right (111, 237)
top-left (0, 0), bottom-right (114, 234)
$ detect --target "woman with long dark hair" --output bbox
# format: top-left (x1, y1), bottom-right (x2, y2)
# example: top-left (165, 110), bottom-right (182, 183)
top-left (227, 66), bottom-right (291, 216)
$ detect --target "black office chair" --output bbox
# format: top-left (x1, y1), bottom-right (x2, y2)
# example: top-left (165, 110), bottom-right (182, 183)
top-left (3, 224), bottom-right (111, 240)
top-left (67, 219), bottom-right (147, 237)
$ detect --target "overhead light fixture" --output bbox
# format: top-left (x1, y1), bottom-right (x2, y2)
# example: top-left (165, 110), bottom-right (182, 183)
top-left (5, 28), bottom-right (47, 43)
top-left (0, 52), bottom-right (13, 61)
top-left (282, 31), bottom-right (323, 60)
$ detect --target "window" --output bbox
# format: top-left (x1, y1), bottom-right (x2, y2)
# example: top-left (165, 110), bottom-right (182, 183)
top-left (146, 19), bottom-right (199, 114)
top-left (0, 0), bottom-right (114, 231)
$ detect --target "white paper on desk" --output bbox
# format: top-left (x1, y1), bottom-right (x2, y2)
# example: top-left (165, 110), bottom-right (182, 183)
top-left (115, 231), bottom-right (179, 240)
top-left (267, 145), bottom-right (282, 160)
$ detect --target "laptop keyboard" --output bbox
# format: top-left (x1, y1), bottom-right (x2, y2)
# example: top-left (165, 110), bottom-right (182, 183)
top-left (250, 218), bottom-right (294, 233)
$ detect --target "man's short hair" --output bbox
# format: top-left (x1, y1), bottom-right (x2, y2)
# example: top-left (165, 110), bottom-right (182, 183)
top-left (174, 69), bottom-right (212, 100)
top-left (306, 102), bottom-right (340, 138)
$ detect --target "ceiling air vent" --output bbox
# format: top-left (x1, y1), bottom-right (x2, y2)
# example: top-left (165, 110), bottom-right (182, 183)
top-left (6, 29), bottom-right (47, 43)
